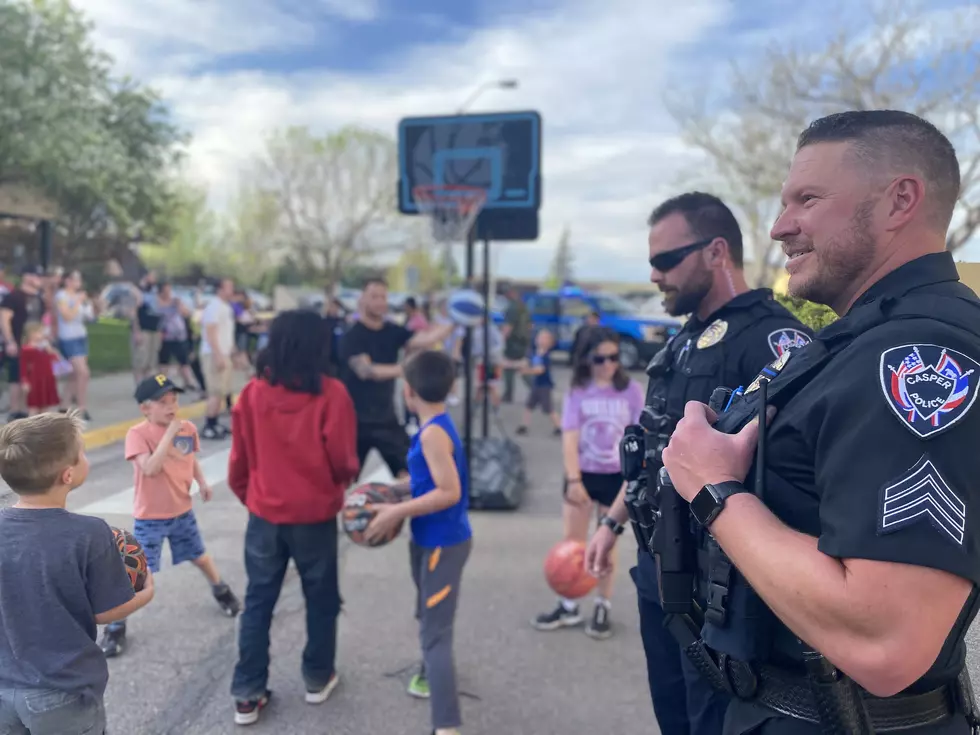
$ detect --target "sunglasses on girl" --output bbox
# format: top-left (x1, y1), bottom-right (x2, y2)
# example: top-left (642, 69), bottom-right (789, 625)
top-left (649, 237), bottom-right (715, 273)
top-left (592, 353), bottom-right (620, 365)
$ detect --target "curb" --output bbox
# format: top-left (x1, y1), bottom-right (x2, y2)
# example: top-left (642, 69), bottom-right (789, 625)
top-left (82, 396), bottom-right (235, 451)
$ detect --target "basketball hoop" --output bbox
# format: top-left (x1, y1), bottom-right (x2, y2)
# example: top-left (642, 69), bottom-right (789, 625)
top-left (413, 185), bottom-right (487, 243)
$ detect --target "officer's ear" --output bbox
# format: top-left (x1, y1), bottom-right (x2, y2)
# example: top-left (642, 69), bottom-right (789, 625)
top-left (705, 237), bottom-right (730, 269)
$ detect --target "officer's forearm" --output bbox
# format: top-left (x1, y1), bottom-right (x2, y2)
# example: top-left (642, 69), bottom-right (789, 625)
top-left (707, 493), bottom-right (943, 698)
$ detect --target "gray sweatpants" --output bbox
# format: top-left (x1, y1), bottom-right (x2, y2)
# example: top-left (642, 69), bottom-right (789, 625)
top-left (410, 538), bottom-right (472, 731)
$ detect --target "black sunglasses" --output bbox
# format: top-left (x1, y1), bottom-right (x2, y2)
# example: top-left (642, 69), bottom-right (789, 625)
top-left (649, 238), bottom-right (715, 273)
top-left (592, 353), bottom-right (620, 365)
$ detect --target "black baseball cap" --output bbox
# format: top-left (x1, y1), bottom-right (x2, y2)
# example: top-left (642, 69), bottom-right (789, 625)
top-left (134, 374), bottom-right (185, 403)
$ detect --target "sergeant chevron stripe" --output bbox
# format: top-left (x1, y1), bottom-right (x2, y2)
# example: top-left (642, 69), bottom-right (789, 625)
top-left (878, 455), bottom-right (965, 546)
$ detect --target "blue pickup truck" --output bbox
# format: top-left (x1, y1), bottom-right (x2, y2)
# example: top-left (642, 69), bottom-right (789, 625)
top-left (494, 286), bottom-right (682, 370)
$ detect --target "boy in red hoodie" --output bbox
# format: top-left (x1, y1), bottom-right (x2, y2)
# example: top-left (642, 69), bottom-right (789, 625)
top-left (227, 309), bottom-right (360, 727)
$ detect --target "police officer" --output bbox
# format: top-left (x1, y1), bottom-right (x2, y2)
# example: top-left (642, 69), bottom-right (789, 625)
top-left (662, 109), bottom-right (980, 734)
top-left (586, 192), bottom-right (814, 735)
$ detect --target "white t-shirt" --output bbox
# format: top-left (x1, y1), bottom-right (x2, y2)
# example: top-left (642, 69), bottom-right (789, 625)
top-left (55, 289), bottom-right (89, 340)
top-left (199, 297), bottom-right (235, 357)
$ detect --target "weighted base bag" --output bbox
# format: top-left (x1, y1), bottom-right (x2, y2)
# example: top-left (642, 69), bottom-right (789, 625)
top-left (468, 436), bottom-right (527, 510)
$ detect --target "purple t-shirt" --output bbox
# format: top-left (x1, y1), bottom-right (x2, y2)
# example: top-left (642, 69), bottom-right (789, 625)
top-left (561, 380), bottom-right (645, 474)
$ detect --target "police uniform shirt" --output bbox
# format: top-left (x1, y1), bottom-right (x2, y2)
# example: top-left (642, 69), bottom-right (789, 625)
top-left (736, 252), bottom-right (980, 691)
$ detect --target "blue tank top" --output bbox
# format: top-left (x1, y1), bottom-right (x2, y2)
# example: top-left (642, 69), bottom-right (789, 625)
top-left (406, 413), bottom-right (472, 548)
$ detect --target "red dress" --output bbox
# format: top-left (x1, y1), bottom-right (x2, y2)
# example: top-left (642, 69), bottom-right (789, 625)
top-left (21, 345), bottom-right (59, 409)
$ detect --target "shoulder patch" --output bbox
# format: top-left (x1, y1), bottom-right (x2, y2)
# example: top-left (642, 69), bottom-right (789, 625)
top-left (878, 454), bottom-right (965, 546)
top-left (879, 344), bottom-right (979, 439)
top-left (767, 328), bottom-right (811, 358)
top-left (697, 319), bottom-right (728, 349)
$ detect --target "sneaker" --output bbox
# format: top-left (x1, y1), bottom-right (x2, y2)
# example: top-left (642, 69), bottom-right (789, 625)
top-left (234, 691), bottom-right (271, 726)
top-left (201, 424), bottom-right (229, 440)
top-left (306, 672), bottom-right (339, 704)
top-left (214, 584), bottom-right (242, 617)
top-left (407, 666), bottom-right (430, 699)
top-left (99, 626), bottom-right (126, 658)
top-left (585, 602), bottom-right (613, 640)
top-left (515, 426), bottom-right (528, 435)
top-left (552, 427), bottom-right (562, 437)
top-left (531, 602), bottom-right (583, 631)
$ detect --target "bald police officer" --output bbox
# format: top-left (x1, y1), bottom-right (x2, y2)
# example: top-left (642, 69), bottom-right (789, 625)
top-left (585, 192), bottom-right (814, 735)
top-left (662, 110), bottom-right (980, 734)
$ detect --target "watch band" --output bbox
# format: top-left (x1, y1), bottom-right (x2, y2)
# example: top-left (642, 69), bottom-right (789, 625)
top-left (600, 515), bottom-right (625, 535)
top-left (691, 481), bottom-right (746, 529)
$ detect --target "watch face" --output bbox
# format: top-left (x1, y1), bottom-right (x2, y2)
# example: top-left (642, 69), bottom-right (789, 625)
top-left (690, 486), bottom-right (720, 525)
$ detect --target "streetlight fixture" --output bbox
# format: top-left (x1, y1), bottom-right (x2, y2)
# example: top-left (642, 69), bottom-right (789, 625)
top-left (457, 78), bottom-right (520, 113)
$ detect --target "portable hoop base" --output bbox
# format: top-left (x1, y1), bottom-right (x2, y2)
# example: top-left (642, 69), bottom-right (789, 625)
top-left (413, 185), bottom-right (487, 243)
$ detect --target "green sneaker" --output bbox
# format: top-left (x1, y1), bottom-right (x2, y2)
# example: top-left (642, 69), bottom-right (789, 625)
top-left (407, 673), bottom-right (430, 699)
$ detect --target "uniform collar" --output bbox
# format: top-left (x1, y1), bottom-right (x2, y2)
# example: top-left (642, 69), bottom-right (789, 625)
top-left (845, 251), bottom-right (960, 313)
top-left (688, 288), bottom-right (774, 331)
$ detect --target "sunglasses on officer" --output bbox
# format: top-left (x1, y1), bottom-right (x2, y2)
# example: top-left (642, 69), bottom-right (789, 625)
top-left (649, 237), bottom-right (715, 273)
top-left (592, 352), bottom-right (620, 365)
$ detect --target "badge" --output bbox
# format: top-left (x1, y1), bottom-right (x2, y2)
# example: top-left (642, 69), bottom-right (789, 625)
top-left (173, 436), bottom-right (194, 455)
top-left (878, 454), bottom-right (965, 546)
top-left (745, 349), bottom-right (793, 394)
top-left (880, 344), bottom-right (979, 439)
top-left (696, 319), bottom-right (728, 349)
top-left (768, 328), bottom-right (811, 358)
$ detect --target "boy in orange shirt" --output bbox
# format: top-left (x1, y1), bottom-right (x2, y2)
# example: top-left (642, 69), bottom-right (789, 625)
top-left (99, 374), bottom-right (241, 658)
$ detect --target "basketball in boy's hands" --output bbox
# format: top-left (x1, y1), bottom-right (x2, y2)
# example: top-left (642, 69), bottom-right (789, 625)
top-left (342, 482), bottom-right (403, 547)
top-left (544, 540), bottom-right (597, 599)
top-left (111, 527), bottom-right (148, 592)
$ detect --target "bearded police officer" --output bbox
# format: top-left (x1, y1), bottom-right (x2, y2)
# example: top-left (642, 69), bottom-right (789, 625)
top-left (585, 192), bottom-right (814, 735)
top-left (662, 109), bottom-right (980, 735)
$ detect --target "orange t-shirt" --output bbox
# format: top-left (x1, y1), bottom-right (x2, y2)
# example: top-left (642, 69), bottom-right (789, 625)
top-left (124, 420), bottom-right (200, 520)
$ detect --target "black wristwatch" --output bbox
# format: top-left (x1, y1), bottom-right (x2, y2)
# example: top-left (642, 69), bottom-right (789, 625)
top-left (599, 515), bottom-right (625, 535)
top-left (690, 481), bottom-right (746, 529)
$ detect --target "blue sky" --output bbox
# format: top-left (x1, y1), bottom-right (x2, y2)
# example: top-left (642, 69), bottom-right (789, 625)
top-left (72, 0), bottom-right (980, 282)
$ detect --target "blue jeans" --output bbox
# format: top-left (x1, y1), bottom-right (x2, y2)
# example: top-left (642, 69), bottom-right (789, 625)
top-left (632, 550), bottom-right (730, 735)
top-left (0, 688), bottom-right (105, 735)
top-left (231, 514), bottom-right (342, 700)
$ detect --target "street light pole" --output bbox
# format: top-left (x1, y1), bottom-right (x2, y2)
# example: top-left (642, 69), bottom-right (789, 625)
top-left (456, 78), bottom-right (519, 114)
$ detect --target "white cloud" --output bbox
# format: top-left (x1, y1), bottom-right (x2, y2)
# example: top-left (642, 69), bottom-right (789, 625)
top-left (75, 0), bottom-right (738, 281)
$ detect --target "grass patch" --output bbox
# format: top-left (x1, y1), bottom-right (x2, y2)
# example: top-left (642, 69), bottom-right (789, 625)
top-left (87, 319), bottom-right (132, 376)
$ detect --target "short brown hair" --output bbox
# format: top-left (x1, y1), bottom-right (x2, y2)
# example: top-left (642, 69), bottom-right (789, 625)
top-left (0, 411), bottom-right (85, 494)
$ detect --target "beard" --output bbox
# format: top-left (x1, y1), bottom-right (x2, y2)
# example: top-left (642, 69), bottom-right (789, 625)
top-left (663, 264), bottom-right (713, 317)
top-left (788, 198), bottom-right (876, 311)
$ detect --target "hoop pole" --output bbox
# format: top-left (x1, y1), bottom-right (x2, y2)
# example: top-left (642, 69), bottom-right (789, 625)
top-left (463, 223), bottom-right (476, 483)
top-left (482, 235), bottom-right (491, 439)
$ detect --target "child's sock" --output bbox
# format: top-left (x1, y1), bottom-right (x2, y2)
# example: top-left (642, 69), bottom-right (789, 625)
top-left (560, 597), bottom-right (578, 611)
top-left (212, 580), bottom-right (228, 593)
top-left (595, 596), bottom-right (611, 609)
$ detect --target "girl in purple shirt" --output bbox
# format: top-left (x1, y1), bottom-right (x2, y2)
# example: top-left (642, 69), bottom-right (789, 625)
top-left (532, 327), bottom-right (644, 640)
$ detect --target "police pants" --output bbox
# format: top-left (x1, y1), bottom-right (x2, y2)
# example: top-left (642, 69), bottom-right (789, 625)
top-left (632, 550), bottom-right (730, 735)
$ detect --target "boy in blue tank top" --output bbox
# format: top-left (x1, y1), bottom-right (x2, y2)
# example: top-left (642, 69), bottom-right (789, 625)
top-left (365, 349), bottom-right (472, 735)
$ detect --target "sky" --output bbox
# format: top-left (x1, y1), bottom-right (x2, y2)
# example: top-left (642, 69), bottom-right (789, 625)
top-left (70, 0), bottom-right (980, 283)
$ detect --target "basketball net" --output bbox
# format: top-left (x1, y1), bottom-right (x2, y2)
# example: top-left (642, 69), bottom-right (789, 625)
top-left (412, 185), bottom-right (487, 243)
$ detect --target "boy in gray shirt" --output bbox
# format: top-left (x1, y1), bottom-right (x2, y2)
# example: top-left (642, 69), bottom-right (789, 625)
top-left (0, 412), bottom-right (155, 735)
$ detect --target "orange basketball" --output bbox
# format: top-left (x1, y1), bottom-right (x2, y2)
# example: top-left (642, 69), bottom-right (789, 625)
top-left (341, 482), bottom-right (404, 547)
top-left (544, 539), bottom-right (597, 599)
top-left (110, 526), bottom-right (148, 592)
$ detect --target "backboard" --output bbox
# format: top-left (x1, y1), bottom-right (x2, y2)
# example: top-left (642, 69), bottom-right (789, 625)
top-left (397, 110), bottom-right (542, 241)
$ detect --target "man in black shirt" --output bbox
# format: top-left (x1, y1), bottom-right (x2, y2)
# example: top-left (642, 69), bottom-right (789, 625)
top-left (663, 111), bottom-right (980, 733)
top-left (0, 265), bottom-right (47, 420)
top-left (339, 278), bottom-right (454, 479)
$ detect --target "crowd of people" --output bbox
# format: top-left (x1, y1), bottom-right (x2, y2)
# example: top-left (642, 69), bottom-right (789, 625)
top-left (2, 107), bottom-right (980, 735)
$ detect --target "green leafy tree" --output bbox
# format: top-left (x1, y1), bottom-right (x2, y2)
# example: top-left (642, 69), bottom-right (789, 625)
top-left (775, 293), bottom-right (838, 332)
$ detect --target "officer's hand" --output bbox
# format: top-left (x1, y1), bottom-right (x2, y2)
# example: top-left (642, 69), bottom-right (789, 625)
top-left (586, 525), bottom-right (617, 578)
top-left (662, 401), bottom-right (776, 503)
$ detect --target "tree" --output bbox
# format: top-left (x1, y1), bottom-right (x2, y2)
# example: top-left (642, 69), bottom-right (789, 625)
top-left (547, 225), bottom-right (574, 287)
top-left (666, 0), bottom-right (980, 287)
top-left (139, 183), bottom-right (219, 277)
top-left (251, 125), bottom-right (399, 292)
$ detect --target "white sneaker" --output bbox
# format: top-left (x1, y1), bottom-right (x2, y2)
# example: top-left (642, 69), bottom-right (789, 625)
top-left (305, 673), bottom-right (339, 704)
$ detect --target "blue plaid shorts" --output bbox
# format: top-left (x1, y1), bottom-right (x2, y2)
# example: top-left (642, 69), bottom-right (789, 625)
top-left (132, 510), bottom-right (206, 573)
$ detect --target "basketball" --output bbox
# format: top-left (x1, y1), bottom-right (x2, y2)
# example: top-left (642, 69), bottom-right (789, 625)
top-left (111, 526), bottom-right (148, 592)
top-left (543, 540), bottom-right (596, 599)
top-left (342, 482), bottom-right (404, 547)
top-left (447, 289), bottom-right (485, 327)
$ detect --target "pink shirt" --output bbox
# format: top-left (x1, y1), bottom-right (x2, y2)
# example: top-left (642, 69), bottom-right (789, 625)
top-left (561, 380), bottom-right (645, 475)
top-left (124, 420), bottom-right (200, 520)
top-left (406, 313), bottom-right (429, 332)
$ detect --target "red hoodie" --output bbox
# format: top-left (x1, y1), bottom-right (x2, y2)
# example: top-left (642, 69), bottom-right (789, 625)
top-left (228, 376), bottom-right (359, 525)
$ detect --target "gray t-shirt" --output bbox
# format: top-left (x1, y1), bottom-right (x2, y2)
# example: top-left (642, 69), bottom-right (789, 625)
top-left (0, 508), bottom-right (134, 698)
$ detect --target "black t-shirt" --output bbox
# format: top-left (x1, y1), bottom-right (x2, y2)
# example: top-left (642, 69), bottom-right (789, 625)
top-left (716, 253), bottom-right (980, 692)
top-left (339, 321), bottom-right (412, 425)
top-left (0, 288), bottom-right (46, 346)
top-left (137, 284), bottom-right (161, 331)
top-left (0, 508), bottom-right (135, 698)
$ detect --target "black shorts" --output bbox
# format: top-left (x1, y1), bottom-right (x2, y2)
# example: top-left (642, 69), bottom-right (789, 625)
top-left (563, 471), bottom-right (622, 508)
top-left (6, 356), bottom-right (19, 383)
top-left (357, 421), bottom-right (410, 477)
top-left (525, 384), bottom-right (553, 413)
top-left (159, 339), bottom-right (190, 366)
